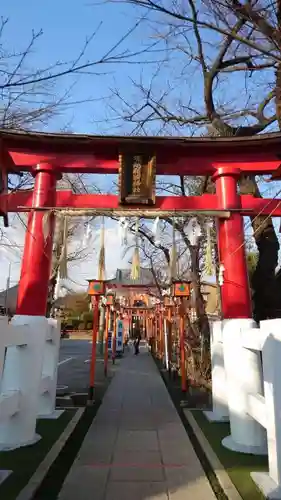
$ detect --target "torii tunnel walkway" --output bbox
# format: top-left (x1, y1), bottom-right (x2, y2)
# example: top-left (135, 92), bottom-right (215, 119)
top-left (59, 345), bottom-right (215, 500)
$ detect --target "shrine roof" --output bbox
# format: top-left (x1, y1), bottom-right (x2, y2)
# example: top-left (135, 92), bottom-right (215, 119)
top-left (106, 268), bottom-right (157, 288)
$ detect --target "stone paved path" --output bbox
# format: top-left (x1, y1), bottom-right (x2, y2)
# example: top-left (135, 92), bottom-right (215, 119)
top-left (59, 346), bottom-right (216, 500)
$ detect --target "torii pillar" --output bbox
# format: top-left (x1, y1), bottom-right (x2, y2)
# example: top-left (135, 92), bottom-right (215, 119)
top-left (214, 167), bottom-right (252, 319)
top-left (16, 164), bottom-right (59, 316)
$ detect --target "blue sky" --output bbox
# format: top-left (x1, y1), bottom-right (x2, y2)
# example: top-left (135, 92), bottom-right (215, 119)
top-left (1, 0), bottom-right (157, 133)
top-left (1, 0), bottom-right (276, 135)
top-left (0, 0), bottom-right (147, 290)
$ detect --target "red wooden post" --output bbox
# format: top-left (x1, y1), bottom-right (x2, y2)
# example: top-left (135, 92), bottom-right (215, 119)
top-left (16, 164), bottom-right (59, 316)
top-left (145, 313), bottom-right (148, 341)
top-left (89, 296), bottom-right (100, 401)
top-left (112, 309), bottom-right (117, 364)
top-left (159, 310), bottom-right (164, 362)
top-left (179, 301), bottom-right (187, 392)
top-left (152, 317), bottom-right (156, 355)
top-left (167, 305), bottom-right (172, 372)
top-left (146, 316), bottom-right (149, 345)
top-left (154, 311), bottom-right (158, 358)
top-left (129, 314), bottom-right (132, 338)
top-left (156, 309), bottom-right (161, 359)
top-left (156, 312), bottom-right (159, 358)
top-left (87, 279), bottom-right (105, 402)
top-left (214, 167), bottom-right (252, 319)
top-left (104, 305), bottom-right (110, 376)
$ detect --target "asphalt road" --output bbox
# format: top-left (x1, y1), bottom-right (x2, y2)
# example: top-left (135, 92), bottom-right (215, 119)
top-left (57, 339), bottom-right (106, 394)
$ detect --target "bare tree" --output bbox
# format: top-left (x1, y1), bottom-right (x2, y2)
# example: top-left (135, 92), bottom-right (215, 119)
top-left (0, 12), bottom-right (165, 92)
top-left (105, 0), bottom-right (281, 322)
top-left (0, 15), bottom-right (105, 303)
top-left (46, 174), bottom-right (98, 313)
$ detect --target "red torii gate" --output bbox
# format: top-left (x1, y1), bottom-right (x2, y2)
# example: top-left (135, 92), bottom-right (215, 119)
top-left (1, 129), bottom-right (281, 320)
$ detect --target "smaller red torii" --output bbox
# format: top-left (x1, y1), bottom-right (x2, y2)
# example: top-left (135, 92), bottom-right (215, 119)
top-left (1, 129), bottom-right (281, 322)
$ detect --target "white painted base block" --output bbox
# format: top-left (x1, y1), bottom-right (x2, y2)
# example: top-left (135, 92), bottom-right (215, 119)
top-left (0, 470), bottom-right (12, 485)
top-left (203, 410), bottom-right (229, 423)
top-left (57, 395), bottom-right (72, 401)
top-left (0, 433), bottom-right (41, 452)
top-left (56, 406), bottom-right (83, 410)
top-left (222, 435), bottom-right (268, 456)
top-left (38, 409), bottom-right (65, 420)
top-left (56, 385), bottom-right (68, 395)
top-left (251, 472), bottom-right (281, 499)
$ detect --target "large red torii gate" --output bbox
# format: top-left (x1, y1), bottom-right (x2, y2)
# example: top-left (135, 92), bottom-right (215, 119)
top-left (1, 129), bottom-right (281, 320)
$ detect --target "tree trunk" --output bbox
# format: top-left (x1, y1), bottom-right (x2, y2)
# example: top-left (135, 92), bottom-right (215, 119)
top-left (190, 246), bottom-right (210, 348)
top-left (47, 237), bottom-right (62, 317)
top-left (239, 176), bottom-right (281, 322)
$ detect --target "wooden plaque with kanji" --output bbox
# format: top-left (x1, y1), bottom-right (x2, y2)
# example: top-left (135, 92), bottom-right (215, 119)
top-left (118, 153), bottom-right (156, 205)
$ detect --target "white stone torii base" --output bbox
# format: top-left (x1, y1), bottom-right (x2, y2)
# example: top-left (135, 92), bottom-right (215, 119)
top-left (0, 316), bottom-right (48, 450)
top-left (204, 319), bottom-right (229, 423)
top-left (221, 318), bottom-right (268, 456)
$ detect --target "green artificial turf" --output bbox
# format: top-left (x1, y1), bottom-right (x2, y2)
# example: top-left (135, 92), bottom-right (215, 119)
top-left (154, 356), bottom-right (227, 498)
top-left (33, 403), bottom-right (103, 499)
top-left (33, 365), bottom-right (113, 500)
top-left (0, 409), bottom-right (75, 500)
top-left (153, 356), bottom-right (268, 499)
top-left (192, 410), bottom-right (268, 500)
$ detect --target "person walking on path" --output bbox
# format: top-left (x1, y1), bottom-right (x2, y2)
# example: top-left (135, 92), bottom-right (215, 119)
top-left (134, 327), bottom-right (141, 355)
